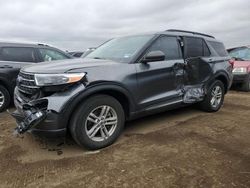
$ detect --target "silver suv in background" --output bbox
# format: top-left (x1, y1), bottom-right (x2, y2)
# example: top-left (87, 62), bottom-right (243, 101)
top-left (0, 42), bottom-right (72, 111)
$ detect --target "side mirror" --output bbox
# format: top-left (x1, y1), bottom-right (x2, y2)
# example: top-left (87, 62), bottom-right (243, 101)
top-left (142, 51), bottom-right (165, 63)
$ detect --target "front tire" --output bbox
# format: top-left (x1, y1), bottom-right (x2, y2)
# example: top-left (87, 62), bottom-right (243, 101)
top-left (0, 85), bottom-right (10, 113)
top-left (199, 80), bottom-right (225, 112)
top-left (70, 95), bottom-right (125, 150)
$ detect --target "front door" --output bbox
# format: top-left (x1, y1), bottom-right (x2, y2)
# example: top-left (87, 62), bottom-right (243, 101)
top-left (135, 35), bottom-right (184, 109)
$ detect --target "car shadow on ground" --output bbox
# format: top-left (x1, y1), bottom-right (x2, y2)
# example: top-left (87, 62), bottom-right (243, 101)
top-left (16, 105), bottom-right (201, 159)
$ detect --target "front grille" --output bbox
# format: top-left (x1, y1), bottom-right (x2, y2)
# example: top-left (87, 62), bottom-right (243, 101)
top-left (17, 72), bottom-right (40, 96)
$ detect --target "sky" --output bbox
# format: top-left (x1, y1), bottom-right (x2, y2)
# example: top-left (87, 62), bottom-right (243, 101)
top-left (0, 0), bottom-right (249, 52)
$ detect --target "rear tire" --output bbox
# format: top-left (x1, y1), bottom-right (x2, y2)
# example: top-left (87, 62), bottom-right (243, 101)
top-left (70, 95), bottom-right (125, 150)
top-left (240, 74), bottom-right (250, 91)
top-left (199, 80), bottom-right (225, 112)
top-left (0, 85), bottom-right (10, 113)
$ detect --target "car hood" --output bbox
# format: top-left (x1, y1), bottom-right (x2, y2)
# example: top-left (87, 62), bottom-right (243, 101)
top-left (21, 58), bottom-right (118, 74)
top-left (233, 60), bottom-right (250, 68)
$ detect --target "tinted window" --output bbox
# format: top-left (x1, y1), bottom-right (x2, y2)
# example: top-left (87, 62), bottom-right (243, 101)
top-left (0, 47), bottom-right (36, 62)
top-left (147, 36), bottom-right (181, 60)
top-left (38, 48), bottom-right (69, 62)
top-left (184, 37), bottom-right (211, 58)
top-left (184, 37), bottom-right (204, 58)
top-left (208, 41), bottom-right (228, 57)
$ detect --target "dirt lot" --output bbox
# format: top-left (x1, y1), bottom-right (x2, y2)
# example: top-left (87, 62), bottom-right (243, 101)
top-left (0, 91), bottom-right (250, 188)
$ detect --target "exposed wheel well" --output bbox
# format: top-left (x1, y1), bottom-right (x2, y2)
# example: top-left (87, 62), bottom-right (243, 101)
top-left (215, 75), bottom-right (228, 93)
top-left (94, 90), bottom-right (130, 118)
top-left (0, 80), bottom-right (11, 95)
top-left (70, 89), bottom-right (130, 121)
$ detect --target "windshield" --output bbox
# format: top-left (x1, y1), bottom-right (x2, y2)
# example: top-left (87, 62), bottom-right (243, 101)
top-left (229, 47), bottom-right (250, 61)
top-left (86, 35), bottom-right (154, 63)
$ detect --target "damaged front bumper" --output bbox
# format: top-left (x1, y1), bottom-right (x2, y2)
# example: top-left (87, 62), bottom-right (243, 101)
top-left (11, 107), bottom-right (46, 134)
top-left (11, 84), bottom-right (86, 137)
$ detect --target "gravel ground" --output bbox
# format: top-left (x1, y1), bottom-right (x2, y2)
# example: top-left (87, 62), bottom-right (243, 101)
top-left (0, 91), bottom-right (250, 188)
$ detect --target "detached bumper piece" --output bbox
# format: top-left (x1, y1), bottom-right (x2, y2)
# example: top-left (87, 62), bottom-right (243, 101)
top-left (11, 108), bottom-right (46, 134)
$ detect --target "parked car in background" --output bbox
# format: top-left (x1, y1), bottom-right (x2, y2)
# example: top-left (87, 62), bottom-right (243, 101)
top-left (228, 46), bottom-right (250, 91)
top-left (81, 48), bottom-right (96, 58)
top-left (68, 51), bottom-right (84, 58)
top-left (0, 42), bottom-right (72, 112)
top-left (11, 30), bottom-right (232, 150)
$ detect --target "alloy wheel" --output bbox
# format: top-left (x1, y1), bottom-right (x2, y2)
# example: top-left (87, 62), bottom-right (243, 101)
top-left (85, 105), bottom-right (118, 142)
top-left (210, 86), bottom-right (222, 108)
top-left (0, 91), bottom-right (5, 108)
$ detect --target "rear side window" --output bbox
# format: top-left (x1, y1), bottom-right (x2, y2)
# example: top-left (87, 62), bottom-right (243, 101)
top-left (184, 37), bottom-right (210, 58)
top-left (208, 41), bottom-right (228, 57)
top-left (0, 47), bottom-right (36, 62)
top-left (147, 36), bottom-right (181, 60)
top-left (38, 48), bottom-right (69, 62)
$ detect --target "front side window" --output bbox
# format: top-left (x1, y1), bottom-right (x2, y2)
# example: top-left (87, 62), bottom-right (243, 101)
top-left (228, 47), bottom-right (250, 61)
top-left (0, 47), bottom-right (36, 62)
top-left (146, 36), bottom-right (181, 60)
top-left (87, 35), bottom-right (154, 63)
top-left (38, 48), bottom-right (69, 62)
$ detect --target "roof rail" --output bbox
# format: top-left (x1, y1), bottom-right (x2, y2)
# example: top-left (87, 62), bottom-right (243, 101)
top-left (166, 29), bottom-right (215, 38)
top-left (37, 43), bottom-right (49, 46)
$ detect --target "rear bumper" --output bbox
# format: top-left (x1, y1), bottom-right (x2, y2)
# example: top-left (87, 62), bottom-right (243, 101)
top-left (11, 84), bottom-right (86, 137)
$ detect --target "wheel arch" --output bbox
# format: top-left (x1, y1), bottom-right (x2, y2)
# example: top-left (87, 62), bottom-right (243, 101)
top-left (210, 71), bottom-right (230, 93)
top-left (0, 78), bottom-right (12, 96)
top-left (60, 84), bottom-right (136, 131)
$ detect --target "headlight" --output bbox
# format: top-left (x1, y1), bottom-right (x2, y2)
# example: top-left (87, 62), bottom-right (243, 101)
top-left (34, 73), bottom-right (86, 86)
top-left (232, 67), bottom-right (247, 74)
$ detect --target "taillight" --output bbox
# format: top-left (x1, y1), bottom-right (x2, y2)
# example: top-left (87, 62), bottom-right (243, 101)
top-left (229, 59), bottom-right (234, 68)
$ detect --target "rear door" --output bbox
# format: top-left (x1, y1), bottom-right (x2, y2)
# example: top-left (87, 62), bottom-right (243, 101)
top-left (135, 35), bottom-right (184, 109)
top-left (182, 37), bottom-right (213, 103)
top-left (183, 37), bottom-right (213, 84)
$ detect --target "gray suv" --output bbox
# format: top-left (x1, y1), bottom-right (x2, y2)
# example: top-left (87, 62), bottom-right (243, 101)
top-left (11, 30), bottom-right (233, 150)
